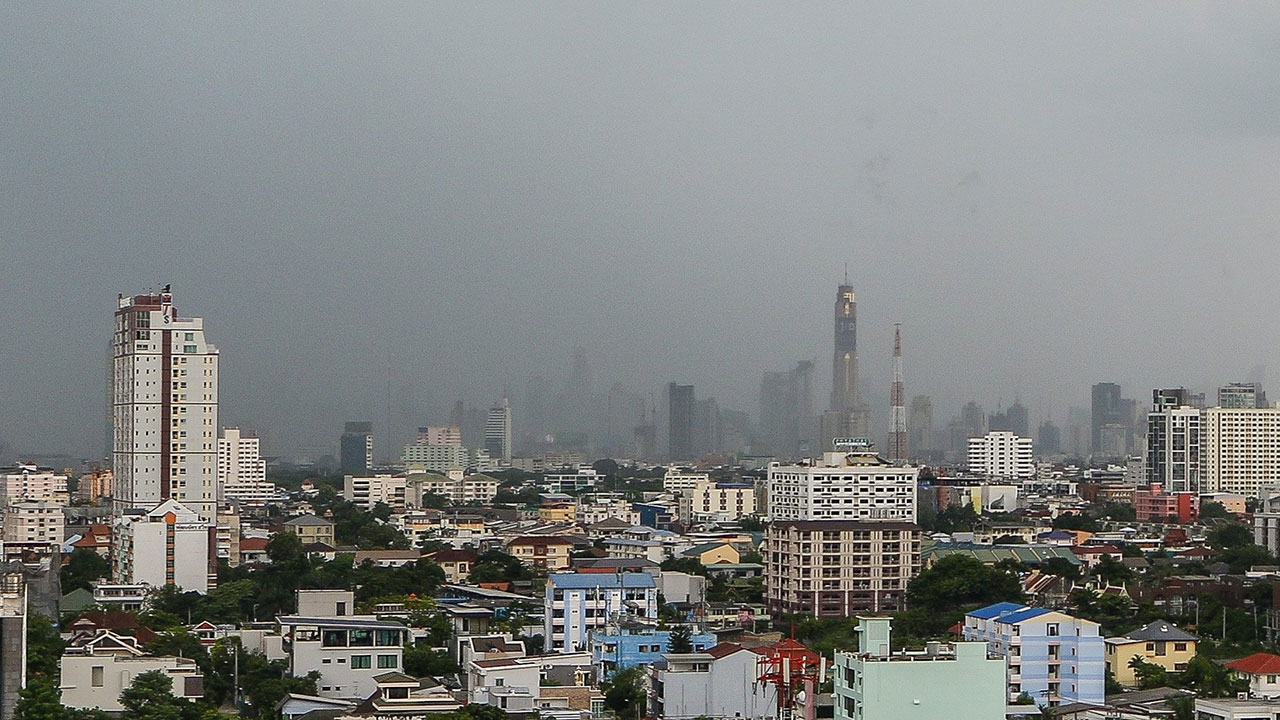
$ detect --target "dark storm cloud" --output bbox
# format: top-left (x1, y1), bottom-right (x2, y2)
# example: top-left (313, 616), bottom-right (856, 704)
top-left (3, 3), bottom-right (1280, 458)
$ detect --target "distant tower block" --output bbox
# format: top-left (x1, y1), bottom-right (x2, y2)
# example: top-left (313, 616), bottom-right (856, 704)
top-left (888, 324), bottom-right (908, 462)
top-left (831, 282), bottom-right (859, 412)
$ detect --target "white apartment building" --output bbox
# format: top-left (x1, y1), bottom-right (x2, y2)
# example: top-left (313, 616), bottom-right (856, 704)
top-left (544, 573), bottom-right (659, 653)
top-left (967, 432), bottom-right (1035, 480)
top-left (344, 474), bottom-right (407, 511)
top-left (576, 493), bottom-right (640, 526)
top-left (1147, 390), bottom-right (1201, 493)
top-left (485, 399), bottom-right (512, 464)
top-left (663, 470), bottom-right (709, 494)
top-left (217, 427), bottom-right (282, 505)
top-left (3, 501), bottom-right (64, 546)
top-left (540, 468), bottom-right (600, 494)
top-left (418, 425), bottom-right (462, 447)
top-left (766, 520), bottom-right (920, 617)
top-left (767, 450), bottom-right (918, 523)
top-left (1201, 407), bottom-right (1280, 495)
top-left (405, 470), bottom-right (498, 506)
top-left (278, 609), bottom-right (409, 700)
top-left (112, 289), bottom-right (219, 519)
top-left (649, 644), bottom-right (778, 720)
top-left (60, 631), bottom-right (204, 713)
top-left (679, 482), bottom-right (757, 524)
top-left (112, 498), bottom-right (213, 594)
top-left (0, 467), bottom-right (69, 505)
top-left (401, 444), bottom-right (470, 472)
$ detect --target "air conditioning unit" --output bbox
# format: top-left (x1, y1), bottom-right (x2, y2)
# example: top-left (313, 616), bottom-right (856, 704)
top-left (1238, 692), bottom-right (1249, 700)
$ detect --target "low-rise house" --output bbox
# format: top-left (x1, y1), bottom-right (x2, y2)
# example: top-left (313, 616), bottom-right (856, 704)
top-left (506, 536), bottom-right (574, 572)
top-left (1105, 620), bottom-right (1198, 687)
top-left (60, 630), bottom-right (204, 712)
top-left (1226, 653), bottom-right (1280, 699)
top-left (283, 515), bottom-right (336, 546)
top-left (648, 643), bottom-right (777, 720)
top-left (467, 652), bottom-right (594, 704)
top-left (239, 536), bottom-right (270, 565)
top-left (426, 548), bottom-right (478, 583)
top-left (277, 614), bottom-right (410, 700)
top-left (590, 625), bottom-right (716, 679)
top-left (341, 672), bottom-right (464, 718)
top-left (680, 541), bottom-right (740, 565)
top-left (351, 549), bottom-right (421, 568)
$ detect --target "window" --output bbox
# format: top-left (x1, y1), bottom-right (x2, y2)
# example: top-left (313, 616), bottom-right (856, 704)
top-left (351, 655), bottom-right (372, 669)
top-left (1175, 643), bottom-right (1187, 652)
top-left (91, 666), bottom-right (104, 687)
top-left (375, 629), bottom-right (402, 646)
top-left (349, 629), bottom-right (374, 647)
top-left (495, 678), bottom-right (505, 687)
top-left (321, 630), bottom-right (347, 647)
top-left (378, 655), bottom-right (397, 669)
top-left (1046, 623), bottom-right (1060, 637)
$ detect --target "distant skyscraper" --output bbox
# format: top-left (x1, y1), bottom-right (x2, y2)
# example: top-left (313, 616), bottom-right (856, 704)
top-left (831, 283), bottom-right (859, 412)
top-left (485, 398), bottom-right (512, 463)
top-left (340, 422), bottom-right (373, 473)
top-left (1038, 420), bottom-right (1062, 456)
top-left (1091, 383), bottom-right (1123, 454)
top-left (908, 395), bottom-right (934, 457)
top-left (112, 287), bottom-right (219, 519)
top-left (1219, 382), bottom-right (1268, 409)
top-left (760, 362), bottom-right (815, 459)
top-left (887, 324), bottom-right (907, 462)
top-left (667, 383), bottom-right (695, 461)
top-left (692, 397), bottom-right (722, 456)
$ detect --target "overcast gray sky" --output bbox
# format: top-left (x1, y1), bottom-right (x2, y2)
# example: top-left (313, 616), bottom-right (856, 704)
top-left (4, 3), bottom-right (1280, 460)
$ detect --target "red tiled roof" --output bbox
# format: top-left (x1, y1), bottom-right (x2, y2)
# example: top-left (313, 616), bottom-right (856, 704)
top-left (705, 643), bottom-right (746, 659)
top-left (1228, 653), bottom-right (1280, 675)
top-left (239, 537), bottom-right (268, 551)
top-left (507, 535), bottom-right (572, 547)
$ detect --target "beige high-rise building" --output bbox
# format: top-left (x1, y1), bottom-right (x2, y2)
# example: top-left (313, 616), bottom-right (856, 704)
top-left (112, 288), bottom-right (219, 519)
top-left (1202, 407), bottom-right (1280, 496)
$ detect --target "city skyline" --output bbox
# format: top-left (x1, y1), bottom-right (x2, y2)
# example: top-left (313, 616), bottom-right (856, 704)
top-left (5, 4), bottom-right (1280, 459)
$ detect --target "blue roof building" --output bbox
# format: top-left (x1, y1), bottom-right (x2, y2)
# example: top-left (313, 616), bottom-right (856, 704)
top-left (963, 602), bottom-right (1104, 708)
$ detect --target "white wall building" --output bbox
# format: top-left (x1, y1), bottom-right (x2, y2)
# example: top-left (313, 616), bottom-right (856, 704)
top-left (3, 501), bottom-right (64, 547)
top-left (406, 470), bottom-right (498, 506)
top-left (60, 632), bottom-right (204, 713)
top-left (540, 468), bottom-right (600, 494)
top-left (679, 481), bottom-right (757, 524)
top-left (112, 289), bottom-right (219, 519)
top-left (344, 474), bottom-right (407, 511)
top-left (544, 573), bottom-right (658, 653)
top-left (649, 644), bottom-right (778, 720)
top-left (217, 427), bottom-right (282, 505)
top-left (112, 498), bottom-right (212, 594)
top-left (967, 432), bottom-right (1035, 480)
top-left (663, 470), bottom-right (710, 494)
top-left (0, 468), bottom-right (69, 505)
top-left (277, 613), bottom-right (409, 700)
top-left (767, 450), bottom-right (917, 523)
top-left (1201, 407), bottom-right (1280, 496)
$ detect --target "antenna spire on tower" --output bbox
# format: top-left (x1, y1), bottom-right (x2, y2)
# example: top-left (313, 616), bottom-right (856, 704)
top-left (888, 323), bottom-right (908, 463)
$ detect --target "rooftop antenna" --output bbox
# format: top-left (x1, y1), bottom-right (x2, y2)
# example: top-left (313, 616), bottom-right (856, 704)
top-left (844, 263), bottom-right (849, 285)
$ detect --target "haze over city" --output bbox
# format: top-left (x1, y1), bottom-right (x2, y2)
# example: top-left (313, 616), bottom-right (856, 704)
top-left (5, 3), bottom-right (1280, 460)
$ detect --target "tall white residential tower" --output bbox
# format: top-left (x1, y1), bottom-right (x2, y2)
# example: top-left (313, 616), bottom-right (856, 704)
top-left (112, 288), bottom-right (219, 519)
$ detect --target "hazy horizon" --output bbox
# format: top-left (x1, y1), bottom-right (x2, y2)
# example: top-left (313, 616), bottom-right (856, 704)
top-left (4, 3), bottom-right (1280, 461)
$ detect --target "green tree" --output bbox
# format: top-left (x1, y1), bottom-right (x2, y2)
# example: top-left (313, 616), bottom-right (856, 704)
top-left (26, 614), bottom-right (64, 679)
top-left (1039, 557), bottom-right (1081, 580)
top-left (61, 548), bottom-right (111, 593)
top-left (906, 555), bottom-right (1025, 613)
top-left (1095, 554), bottom-right (1133, 586)
top-left (14, 676), bottom-right (67, 720)
top-left (404, 643), bottom-right (461, 677)
top-left (602, 666), bottom-right (647, 719)
top-left (931, 505), bottom-right (981, 534)
top-left (120, 670), bottom-right (203, 720)
top-left (1199, 501), bottom-right (1231, 520)
top-left (1178, 654), bottom-right (1247, 697)
top-left (1128, 655), bottom-right (1168, 690)
top-left (1208, 523), bottom-right (1254, 550)
top-left (469, 550), bottom-right (533, 583)
top-left (668, 625), bottom-right (693, 654)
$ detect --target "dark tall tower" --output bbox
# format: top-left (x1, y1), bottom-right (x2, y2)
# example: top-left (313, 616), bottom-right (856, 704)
top-left (340, 422), bottom-right (373, 473)
top-left (887, 324), bottom-right (908, 462)
top-left (667, 383), bottom-right (695, 461)
top-left (1091, 383), bottom-right (1122, 453)
top-left (831, 283), bottom-right (859, 411)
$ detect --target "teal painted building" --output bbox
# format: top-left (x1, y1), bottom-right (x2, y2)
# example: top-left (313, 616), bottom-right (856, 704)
top-left (834, 617), bottom-right (1006, 720)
